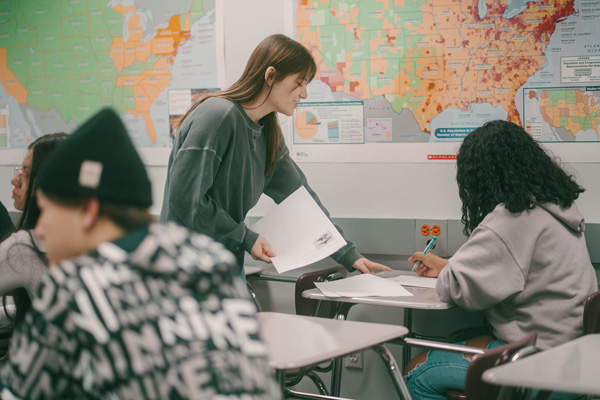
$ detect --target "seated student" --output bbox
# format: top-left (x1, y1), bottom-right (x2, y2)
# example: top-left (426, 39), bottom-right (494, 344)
top-left (4, 131), bottom-right (69, 242)
top-left (10, 133), bottom-right (68, 231)
top-left (406, 120), bottom-right (597, 400)
top-left (0, 133), bottom-right (66, 359)
top-left (0, 108), bottom-right (279, 399)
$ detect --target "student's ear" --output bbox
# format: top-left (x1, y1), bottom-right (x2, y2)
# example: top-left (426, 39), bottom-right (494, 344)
top-left (264, 66), bottom-right (276, 87)
top-left (81, 198), bottom-right (100, 231)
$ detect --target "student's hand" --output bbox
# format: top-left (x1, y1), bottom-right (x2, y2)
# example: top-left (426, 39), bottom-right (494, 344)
top-left (353, 257), bottom-right (393, 274)
top-left (250, 235), bottom-right (276, 263)
top-left (409, 252), bottom-right (448, 277)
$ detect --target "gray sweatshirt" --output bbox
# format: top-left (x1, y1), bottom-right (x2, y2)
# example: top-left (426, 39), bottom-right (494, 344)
top-left (161, 97), bottom-right (362, 273)
top-left (437, 202), bottom-right (597, 350)
top-left (0, 230), bottom-right (46, 299)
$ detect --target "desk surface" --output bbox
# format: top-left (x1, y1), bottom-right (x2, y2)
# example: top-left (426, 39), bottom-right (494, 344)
top-left (302, 270), bottom-right (453, 310)
top-left (257, 312), bottom-right (408, 370)
top-left (244, 265), bottom-right (264, 276)
top-left (483, 334), bottom-right (600, 396)
top-left (246, 261), bottom-right (342, 282)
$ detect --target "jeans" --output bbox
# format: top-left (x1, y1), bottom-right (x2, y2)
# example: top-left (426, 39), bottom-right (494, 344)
top-left (405, 328), bottom-right (503, 400)
top-left (405, 328), bottom-right (581, 400)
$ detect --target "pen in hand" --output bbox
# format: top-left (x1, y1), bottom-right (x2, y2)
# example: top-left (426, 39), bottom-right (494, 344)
top-left (412, 235), bottom-right (437, 272)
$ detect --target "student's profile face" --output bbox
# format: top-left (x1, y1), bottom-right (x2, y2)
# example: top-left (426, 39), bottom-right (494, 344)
top-left (267, 72), bottom-right (309, 116)
top-left (34, 191), bottom-right (87, 266)
top-left (11, 149), bottom-right (32, 211)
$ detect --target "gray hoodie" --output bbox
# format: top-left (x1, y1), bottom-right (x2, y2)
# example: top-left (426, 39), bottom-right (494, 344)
top-left (437, 202), bottom-right (597, 350)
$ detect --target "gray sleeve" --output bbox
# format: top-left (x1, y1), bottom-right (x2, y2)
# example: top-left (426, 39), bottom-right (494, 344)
top-left (436, 225), bottom-right (526, 311)
top-left (162, 116), bottom-right (252, 254)
top-left (0, 231), bottom-right (47, 298)
top-left (263, 146), bottom-right (362, 271)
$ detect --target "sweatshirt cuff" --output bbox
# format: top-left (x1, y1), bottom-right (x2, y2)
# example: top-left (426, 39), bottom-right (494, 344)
top-left (332, 247), bottom-right (363, 272)
top-left (242, 227), bottom-right (259, 254)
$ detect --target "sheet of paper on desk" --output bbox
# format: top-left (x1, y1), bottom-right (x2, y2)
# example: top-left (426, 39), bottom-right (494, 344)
top-left (314, 274), bottom-right (413, 297)
top-left (387, 275), bottom-right (438, 289)
top-left (250, 187), bottom-right (347, 273)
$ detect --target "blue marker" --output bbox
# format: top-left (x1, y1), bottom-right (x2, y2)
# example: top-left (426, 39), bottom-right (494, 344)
top-left (412, 236), bottom-right (437, 272)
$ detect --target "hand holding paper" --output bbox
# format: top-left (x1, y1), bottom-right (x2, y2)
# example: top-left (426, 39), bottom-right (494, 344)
top-left (251, 187), bottom-right (347, 273)
top-left (250, 235), bottom-right (276, 263)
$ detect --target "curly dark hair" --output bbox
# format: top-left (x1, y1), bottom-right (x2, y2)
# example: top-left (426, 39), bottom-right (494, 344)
top-left (456, 120), bottom-right (584, 235)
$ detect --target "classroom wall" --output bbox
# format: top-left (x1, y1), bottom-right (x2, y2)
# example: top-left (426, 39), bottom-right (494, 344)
top-left (2, 0), bottom-right (600, 226)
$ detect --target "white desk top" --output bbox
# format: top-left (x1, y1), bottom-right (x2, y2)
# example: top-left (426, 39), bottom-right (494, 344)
top-left (302, 270), bottom-right (453, 310)
top-left (257, 312), bottom-right (408, 370)
top-left (244, 265), bottom-right (264, 276)
top-left (483, 334), bottom-right (600, 396)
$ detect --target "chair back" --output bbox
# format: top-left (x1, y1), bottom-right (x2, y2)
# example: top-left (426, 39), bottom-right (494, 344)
top-left (295, 265), bottom-right (347, 316)
top-left (583, 290), bottom-right (600, 335)
top-left (464, 331), bottom-right (537, 399)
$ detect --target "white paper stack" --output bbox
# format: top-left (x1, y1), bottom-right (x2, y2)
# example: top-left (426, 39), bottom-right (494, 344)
top-left (314, 274), bottom-right (414, 298)
top-left (387, 275), bottom-right (438, 289)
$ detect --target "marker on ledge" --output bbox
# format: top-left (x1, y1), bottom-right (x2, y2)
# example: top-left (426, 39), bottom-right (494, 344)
top-left (412, 236), bottom-right (437, 272)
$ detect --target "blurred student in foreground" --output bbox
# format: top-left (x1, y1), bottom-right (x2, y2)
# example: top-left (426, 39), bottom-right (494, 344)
top-left (406, 120), bottom-right (597, 400)
top-left (0, 108), bottom-right (279, 399)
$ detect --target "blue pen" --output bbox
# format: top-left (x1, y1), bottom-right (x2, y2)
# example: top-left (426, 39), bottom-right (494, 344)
top-left (412, 235), bottom-right (437, 272)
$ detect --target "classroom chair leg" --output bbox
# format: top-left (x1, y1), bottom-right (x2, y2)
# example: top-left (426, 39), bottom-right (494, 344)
top-left (246, 281), bottom-right (263, 312)
top-left (373, 344), bottom-right (413, 400)
top-left (330, 357), bottom-right (343, 396)
top-left (284, 388), bottom-right (355, 400)
top-left (306, 371), bottom-right (329, 395)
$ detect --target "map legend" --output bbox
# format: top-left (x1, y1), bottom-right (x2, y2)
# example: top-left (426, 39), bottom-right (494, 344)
top-left (327, 121), bottom-right (339, 139)
top-left (293, 101), bottom-right (364, 145)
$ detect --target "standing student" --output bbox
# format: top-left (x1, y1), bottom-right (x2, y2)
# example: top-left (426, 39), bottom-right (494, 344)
top-left (161, 34), bottom-right (392, 277)
top-left (405, 120), bottom-right (597, 400)
top-left (0, 109), bottom-right (279, 399)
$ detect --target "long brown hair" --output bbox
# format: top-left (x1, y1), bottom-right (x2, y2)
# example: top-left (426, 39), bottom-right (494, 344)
top-left (175, 34), bottom-right (317, 174)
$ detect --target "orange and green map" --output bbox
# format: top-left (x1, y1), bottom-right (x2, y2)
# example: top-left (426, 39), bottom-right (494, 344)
top-left (528, 88), bottom-right (600, 139)
top-left (295, 0), bottom-right (600, 143)
top-left (0, 0), bottom-right (216, 148)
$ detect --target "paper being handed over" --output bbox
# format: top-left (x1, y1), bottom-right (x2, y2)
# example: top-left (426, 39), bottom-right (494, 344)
top-left (250, 187), bottom-right (346, 273)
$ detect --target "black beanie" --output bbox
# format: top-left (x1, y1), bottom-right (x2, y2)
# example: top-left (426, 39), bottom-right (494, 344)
top-left (37, 108), bottom-right (152, 207)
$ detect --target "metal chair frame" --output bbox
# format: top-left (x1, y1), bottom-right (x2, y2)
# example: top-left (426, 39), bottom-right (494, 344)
top-left (401, 331), bottom-right (538, 400)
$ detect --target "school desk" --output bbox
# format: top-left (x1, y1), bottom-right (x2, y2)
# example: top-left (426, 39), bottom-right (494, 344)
top-left (257, 311), bottom-right (410, 399)
top-left (246, 264), bottom-right (312, 283)
top-left (302, 270), bottom-right (453, 372)
top-left (482, 333), bottom-right (600, 397)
